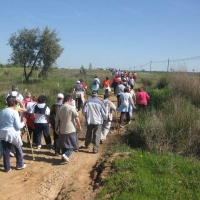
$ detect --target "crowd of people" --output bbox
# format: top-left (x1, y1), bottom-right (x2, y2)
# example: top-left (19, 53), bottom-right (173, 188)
top-left (0, 70), bottom-right (150, 173)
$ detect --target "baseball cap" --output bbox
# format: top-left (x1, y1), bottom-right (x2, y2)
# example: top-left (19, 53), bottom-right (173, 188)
top-left (92, 91), bottom-right (98, 97)
top-left (57, 93), bottom-right (64, 98)
top-left (77, 80), bottom-right (80, 84)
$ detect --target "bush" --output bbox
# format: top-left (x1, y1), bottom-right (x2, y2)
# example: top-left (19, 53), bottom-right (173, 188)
top-left (148, 88), bottom-right (171, 110)
top-left (127, 98), bottom-right (200, 156)
top-left (140, 77), bottom-right (153, 87)
top-left (156, 77), bottom-right (169, 89)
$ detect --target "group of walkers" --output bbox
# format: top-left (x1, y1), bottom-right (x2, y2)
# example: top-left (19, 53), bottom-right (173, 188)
top-left (0, 70), bottom-right (150, 173)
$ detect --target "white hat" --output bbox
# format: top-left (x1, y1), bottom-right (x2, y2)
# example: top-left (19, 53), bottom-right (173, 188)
top-left (77, 80), bottom-right (80, 84)
top-left (57, 93), bottom-right (64, 98)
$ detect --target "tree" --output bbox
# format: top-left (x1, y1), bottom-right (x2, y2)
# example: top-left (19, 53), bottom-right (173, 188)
top-left (8, 27), bottom-right (64, 82)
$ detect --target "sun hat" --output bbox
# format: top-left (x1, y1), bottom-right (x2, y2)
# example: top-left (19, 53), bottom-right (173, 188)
top-left (57, 93), bottom-right (64, 98)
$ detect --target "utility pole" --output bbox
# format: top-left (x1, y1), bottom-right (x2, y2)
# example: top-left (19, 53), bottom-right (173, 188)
top-left (150, 61), bottom-right (152, 72)
top-left (167, 58), bottom-right (169, 72)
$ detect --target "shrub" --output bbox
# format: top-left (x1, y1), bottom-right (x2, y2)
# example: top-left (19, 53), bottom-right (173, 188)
top-left (127, 97), bottom-right (200, 156)
top-left (156, 76), bottom-right (169, 89)
top-left (140, 77), bottom-right (153, 87)
top-left (148, 88), bottom-right (171, 110)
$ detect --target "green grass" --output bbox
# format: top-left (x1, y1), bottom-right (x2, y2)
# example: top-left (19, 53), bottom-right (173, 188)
top-left (97, 148), bottom-right (200, 200)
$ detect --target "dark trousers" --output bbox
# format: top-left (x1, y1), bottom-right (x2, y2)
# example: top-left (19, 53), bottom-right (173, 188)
top-left (76, 98), bottom-right (82, 111)
top-left (27, 127), bottom-right (37, 143)
top-left (117, 95), bottom-right (121, 108)
top-left (51, 123), bottom-right (60, 153)
top-left (34, 123), bottom-right (52, 146)
top-left (120, 112), bottom-right (130, 125)
top-left (85, 124), bottom-right (102, 151)
top-left (2, 140), bottom-right (24, 172)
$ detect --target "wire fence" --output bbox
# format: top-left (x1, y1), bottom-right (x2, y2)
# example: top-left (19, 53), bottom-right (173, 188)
top-left (132, 55), bottom-right (200, 72)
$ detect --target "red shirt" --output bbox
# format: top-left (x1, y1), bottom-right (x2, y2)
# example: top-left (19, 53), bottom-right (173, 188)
top-left (136, 91), bottom-right (150, 105)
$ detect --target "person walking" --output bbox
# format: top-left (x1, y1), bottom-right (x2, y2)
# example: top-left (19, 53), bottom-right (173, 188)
top-left (6, 84), bottom-right (24, 103)
top-left (91, 75), bottom-right (100, 92)
top-left (50, 93), bottom-right (64, 156)
top-left (55, 95), bottom-right (82, 162)
top-left (31, 95), bottom-right (52, 149)
top-left (136, 87), bottom-right (150, 110)
top-left (100, 93), bottom-right (116, 143)
top-left (72, 81), bottom-right (85, 112)
top-left (102, 77), bottom-right (111, 94)
top-left (115, 80), bottom-right (126, 108)
top-left (25, 94), bottom-right (39, 145)
top-left (82, 91), bottom-right (107, 153)
top-left (118, 87), bottom-right (137, 128)
top-left (0, 96), bottom-right (27, 172)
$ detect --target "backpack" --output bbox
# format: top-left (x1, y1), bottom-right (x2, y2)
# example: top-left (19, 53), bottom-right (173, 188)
top-left (104, 80), bottom-right (110, 87)
top-left (122, 95), bottom-right (129, 107)
top-left (93, 79), bottom-right (98, 85)
top-left (49, 104), bottom-right (62, 124)
top-left (24, 98), bottom-right (33, 107)
top-left (104, 100), bottom-right (111, 121)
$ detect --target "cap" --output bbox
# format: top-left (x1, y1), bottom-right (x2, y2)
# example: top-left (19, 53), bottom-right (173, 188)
top-left (77, 81), bottom-right (80, 84)
top-left (12, 84), bottom-right (18, 91)
top-left (92, 91), bottom-right (98, 97)
top-left (57, 93), bottom-right (64, 98)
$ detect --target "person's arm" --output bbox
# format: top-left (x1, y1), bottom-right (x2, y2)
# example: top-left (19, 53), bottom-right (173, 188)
top-left (16, 99), bottom-right (26, 112)
top-left (75, 117), bottom-right (82, 132)
top-left (14, 111), bottom-right (27, 130)
top-left (129, 96), bottom-right (137, 109)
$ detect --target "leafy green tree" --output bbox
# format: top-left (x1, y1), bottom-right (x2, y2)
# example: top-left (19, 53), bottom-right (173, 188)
top-left (8, 27), bottom-right (64, 82)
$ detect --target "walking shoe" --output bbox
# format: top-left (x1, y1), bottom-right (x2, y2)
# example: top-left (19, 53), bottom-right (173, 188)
top-left (93, 149), bottom-right (98, 154)
top-left (62, 154), bottom-right (69, 162)
top-left (16, 164), bottom-right (26, 170)
top-left (120, 125), bottom-right (124, 128)
top-left (10, 152), bottom-right (15, 157)
top-left (6, 168), bottom-right (12, 173)
top-left (128, 121), bottom-right (131, 124)
top-left (37, 145), bottom-right (41, 149)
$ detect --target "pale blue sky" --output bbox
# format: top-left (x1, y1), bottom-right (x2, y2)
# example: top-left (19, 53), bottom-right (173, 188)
top-left (0, 0), bottom-right (200, 72)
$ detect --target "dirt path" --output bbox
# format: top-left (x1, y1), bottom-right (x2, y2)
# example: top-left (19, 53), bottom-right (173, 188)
top-left (0, 95), bottom-right (124, 200)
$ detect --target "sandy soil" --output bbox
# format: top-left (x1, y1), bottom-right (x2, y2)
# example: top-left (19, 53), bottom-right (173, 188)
top-left (0, 95), bottom-right (124, 200)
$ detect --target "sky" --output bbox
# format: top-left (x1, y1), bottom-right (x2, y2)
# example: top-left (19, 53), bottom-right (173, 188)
top-left (0, 0), bottom-right (200, 72)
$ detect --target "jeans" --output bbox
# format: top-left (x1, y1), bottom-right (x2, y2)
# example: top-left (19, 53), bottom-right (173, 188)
top-left (34, 123), bottom-right (52, 146)
top-left (2, 140), bottom-right (24, 172)
top-left (85, 124), bottom-right (102, 151)
top-left (62, 148), bottom-right (74, 158)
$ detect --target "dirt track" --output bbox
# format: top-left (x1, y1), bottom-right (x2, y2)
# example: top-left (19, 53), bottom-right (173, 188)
top-left (0, 95), bottom-right (124, 200)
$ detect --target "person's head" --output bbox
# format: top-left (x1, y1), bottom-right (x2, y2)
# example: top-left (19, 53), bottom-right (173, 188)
top-left (7, 96), bottom-right (17, 107)
top-left (12, 84), bottom-right (18, 91)
top-left (104, 93), bottom-right (109, 100)
top-left (124, 87), bottom-right (129, 93)
top-left (26, 92), bottom-right (31, 98)
top-left (95, 75), bottom-right (98, 78)
top-left (79, 79), bottom-right (83, 83)
top-left (106, 77), bottom-right (109, 80)
top-left (57, 93), bottom-right (64, 101)
top-left (63, 94), bottom-right (73, 103)
top-left (76, 80), bottom-right (80, 84)
top-left (92, 91), bottom-right (98, 98)
top-left (37, 95), bottom-right (46, 103)
top-left (32, 94), bottom-right (39, 102)
top-left (139, 87), bottom-right (144, 92)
